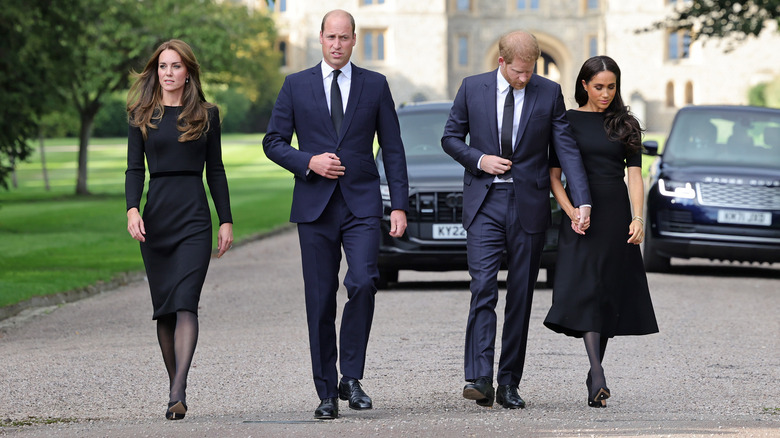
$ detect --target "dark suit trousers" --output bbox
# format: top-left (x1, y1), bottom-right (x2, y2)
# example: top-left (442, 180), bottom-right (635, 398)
top-left (296, 185), bottom-right (380, 400)
top-left (464, 184), bottom-right (545, 386)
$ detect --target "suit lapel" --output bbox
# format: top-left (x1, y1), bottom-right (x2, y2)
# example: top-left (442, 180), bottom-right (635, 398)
top-left (481, 70), bottom-right (499, 155)
top-left (515, 78), bottom-right (538, 149)
top-left (308, 63), bottom-right (338, 142)
top-left (339, 64), bottom-right (363, 144)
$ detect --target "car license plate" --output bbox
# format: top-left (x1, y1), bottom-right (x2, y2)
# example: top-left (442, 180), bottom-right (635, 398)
top-left (432, 224), bottom-right (467, 239)
top-left (717, 209), bottom-right (772, 226)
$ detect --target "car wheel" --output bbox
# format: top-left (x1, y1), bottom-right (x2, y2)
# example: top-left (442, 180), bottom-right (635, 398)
top-left (643, 222), bottom-right (671, 273)
top-left (377, 268), bottom-right (398, 290)
top-left (545, 266), bottom-right (555, 288)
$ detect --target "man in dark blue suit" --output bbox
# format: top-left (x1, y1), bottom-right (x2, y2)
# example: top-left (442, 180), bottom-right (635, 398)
top-left (442, 31), bottom-right (592, 409)
top-left (263, 9), bottom-right (409, 420)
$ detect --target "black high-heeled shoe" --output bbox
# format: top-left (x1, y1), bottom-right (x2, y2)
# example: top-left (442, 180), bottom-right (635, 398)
top-left (586, 372), bottom-right (609, 408)
top-left (166, 400), bottom-right (187, 420)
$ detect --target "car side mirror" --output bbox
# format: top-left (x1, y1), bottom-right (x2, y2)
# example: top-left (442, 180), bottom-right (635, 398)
top-left (643, 140), bottom-right (659, 156)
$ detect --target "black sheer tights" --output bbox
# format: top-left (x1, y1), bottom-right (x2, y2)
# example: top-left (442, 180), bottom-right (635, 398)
top-left (583, 331), bottom-right (609, 395)
top-left (156, 310), bottom-right (199, 403)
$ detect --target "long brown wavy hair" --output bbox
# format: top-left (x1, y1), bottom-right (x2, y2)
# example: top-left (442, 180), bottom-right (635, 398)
top-left (127, 39), bottom-right (213, 142)
top-left (574, 56), bottom-right (643, 156)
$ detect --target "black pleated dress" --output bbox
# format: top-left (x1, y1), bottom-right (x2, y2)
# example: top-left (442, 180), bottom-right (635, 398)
top-left (544, 110), bottom-right (658, 338)
top-left (125, 106), bottom-right (232, 320)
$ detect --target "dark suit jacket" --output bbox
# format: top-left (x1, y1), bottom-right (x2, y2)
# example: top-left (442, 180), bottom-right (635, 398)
top-left (442, 70), bottom-right (591, 233)
top-left (263, 62), bottom-right (409, 223)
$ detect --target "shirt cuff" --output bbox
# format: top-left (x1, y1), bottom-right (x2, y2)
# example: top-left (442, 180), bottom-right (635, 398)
top-left (477, 154), bottom-right (485, 171)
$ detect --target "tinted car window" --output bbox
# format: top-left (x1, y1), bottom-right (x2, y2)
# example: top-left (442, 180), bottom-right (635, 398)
top-left (664, 108), bottom-right (780, 168)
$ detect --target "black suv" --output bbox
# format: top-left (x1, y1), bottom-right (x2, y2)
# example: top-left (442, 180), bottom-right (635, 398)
top-left (643, 105), bottom-right (780, 272)
top-left (375, 101), bottom-right (561, 288)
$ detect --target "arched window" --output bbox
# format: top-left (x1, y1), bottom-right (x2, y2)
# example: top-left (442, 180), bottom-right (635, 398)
top-left (666, 81), bottom-right (675, 107)
top-left (684, 81), bottom-right (693, 104)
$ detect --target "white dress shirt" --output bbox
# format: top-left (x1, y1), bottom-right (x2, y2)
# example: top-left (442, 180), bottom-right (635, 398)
top-left (478, 70), bottom-right (525, 183)
top-left (321, 60), bottom-right (351, 115)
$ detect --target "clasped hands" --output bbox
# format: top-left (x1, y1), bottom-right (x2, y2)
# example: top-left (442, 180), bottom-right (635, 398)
top-left (308, 152), bottom-right (407, 238)
top-left (483, 155), bottom-right (592, 234)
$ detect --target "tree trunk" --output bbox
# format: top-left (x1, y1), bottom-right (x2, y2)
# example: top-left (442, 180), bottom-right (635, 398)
top-left (75, 110), bottom-right (96, 195)
top-left (10, 156), bottom-right (18, 188)
top-left (39, 129), bottom-right (50, 191)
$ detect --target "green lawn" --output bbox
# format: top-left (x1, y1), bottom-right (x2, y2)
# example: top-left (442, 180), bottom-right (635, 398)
top-left (0, 134), bottom-right (293, 308)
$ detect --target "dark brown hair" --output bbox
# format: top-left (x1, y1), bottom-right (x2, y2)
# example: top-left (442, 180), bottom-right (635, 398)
top-left (127, 39), bottom-right (213, 142)
top-left (575, 56), bottom-right (643, 156)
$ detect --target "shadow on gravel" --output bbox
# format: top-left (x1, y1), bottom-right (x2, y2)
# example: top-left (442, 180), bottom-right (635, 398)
top-left (665, 261), bottom-right (779, 279)
top-left (379, 280), bottom-right (553, 292)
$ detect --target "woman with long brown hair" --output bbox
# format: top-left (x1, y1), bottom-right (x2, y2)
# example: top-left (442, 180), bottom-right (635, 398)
top-left (125, 39), bottom-right (233, 420)
top-left (544, 56), bottom-right (658, 408)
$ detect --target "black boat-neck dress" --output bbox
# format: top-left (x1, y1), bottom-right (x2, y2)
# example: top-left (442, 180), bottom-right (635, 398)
top-left (544, 110), bottom-right (658, 338)
top-left (125, 106), bottom-right (232, 319)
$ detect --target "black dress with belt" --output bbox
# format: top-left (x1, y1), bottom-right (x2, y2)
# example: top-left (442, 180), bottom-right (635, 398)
top-left (125, 106), bottom-right (232, 319)
top-left (544, 110), bottom-right (658, 338)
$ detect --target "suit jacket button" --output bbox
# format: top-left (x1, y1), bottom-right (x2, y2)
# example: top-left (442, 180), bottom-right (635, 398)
top-left (485, 184), bottom-right (490, 189)
top-left (337, 147), bottom-right (342, 151)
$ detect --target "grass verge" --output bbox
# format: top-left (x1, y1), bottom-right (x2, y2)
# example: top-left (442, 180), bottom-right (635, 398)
top-left (0, 134), bottom-right (292, 308)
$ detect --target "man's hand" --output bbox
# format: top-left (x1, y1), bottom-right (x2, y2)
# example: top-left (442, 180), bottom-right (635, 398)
top-left (573, 205), bottom-right (591, 234)
top-left (480, 155), bottom-right (512, 176)
top-left (309, 153), bottom-right (345, 179)
top-left (389, 209), bottom-right (407, 238)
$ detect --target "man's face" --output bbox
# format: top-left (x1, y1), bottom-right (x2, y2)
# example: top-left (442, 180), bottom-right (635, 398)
top-left (499, 57), bottom-right (535, 90)
top-left (320, 13), bottom-right (356, 70)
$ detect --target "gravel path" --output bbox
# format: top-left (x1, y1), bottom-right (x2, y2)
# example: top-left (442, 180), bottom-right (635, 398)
top-left (1, 229), bottom-right (778, 437)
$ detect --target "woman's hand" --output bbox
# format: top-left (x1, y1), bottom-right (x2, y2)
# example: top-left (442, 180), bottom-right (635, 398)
top-left (216, 222), bottom-right (234, 258)
top-left (127, 208), bottom-right (146, 242)
top-left (568, 207), bottom-right (590, 235)
top-left (627, 218), bottom-right (644, 244)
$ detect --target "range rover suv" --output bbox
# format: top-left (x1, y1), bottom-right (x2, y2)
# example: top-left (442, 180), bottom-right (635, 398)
top-left (375, 101), bottom-right (561, 288)
top-left (643, 105), bottom-right (780, 272)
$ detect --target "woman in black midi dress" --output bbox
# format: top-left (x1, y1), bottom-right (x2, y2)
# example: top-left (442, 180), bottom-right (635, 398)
top-left (544, 56), bottom-right (658, 408)
top-left (125, 40), bottom-right (233, 420)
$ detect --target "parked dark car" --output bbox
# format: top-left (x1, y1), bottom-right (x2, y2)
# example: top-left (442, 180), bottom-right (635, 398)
top-left (643, 105), bottom-right (780, 272)
top-left (375, 101), bottom-right (561, 288)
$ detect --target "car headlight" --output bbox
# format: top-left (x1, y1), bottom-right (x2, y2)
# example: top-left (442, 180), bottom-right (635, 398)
top-left (380, 184), bottom-right (391, 201)
top-left (658, 179), bottom-right (696, 199)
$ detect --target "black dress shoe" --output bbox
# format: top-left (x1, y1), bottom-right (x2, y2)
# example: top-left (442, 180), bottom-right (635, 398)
top-left (314, 397), bottom-right (339, 419)
top-left (165, 400), bottom-right (187, 420)
top-left (463, 376), bottom-right (494, 407)
top-left (338, 379), bottom-right (373, 410)
top-left (496, 384), bottom-right (526, 409)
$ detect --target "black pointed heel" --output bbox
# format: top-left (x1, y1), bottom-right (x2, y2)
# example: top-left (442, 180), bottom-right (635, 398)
top-left (166, 400), bottom-right (187, 420)
top-left (586, 373), bottom-right (609, 408)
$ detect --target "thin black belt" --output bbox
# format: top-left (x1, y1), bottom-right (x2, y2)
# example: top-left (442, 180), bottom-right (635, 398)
top-left (150, 170), bottom-right (201, 178)
top-left (491, 182), bottom-right (514, 190)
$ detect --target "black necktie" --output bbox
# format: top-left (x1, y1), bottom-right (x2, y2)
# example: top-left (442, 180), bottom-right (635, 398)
top-left (331, 70), bottom-right (343, 134)
top-left (501, 87), bottom-right (514, 158)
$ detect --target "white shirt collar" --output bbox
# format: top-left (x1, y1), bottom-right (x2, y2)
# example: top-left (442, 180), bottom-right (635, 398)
top-left (321, 60), bottom-right (352, 79)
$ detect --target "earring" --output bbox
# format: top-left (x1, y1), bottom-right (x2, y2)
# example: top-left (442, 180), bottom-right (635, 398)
top-left (186, 77), bottom-right (190, 84)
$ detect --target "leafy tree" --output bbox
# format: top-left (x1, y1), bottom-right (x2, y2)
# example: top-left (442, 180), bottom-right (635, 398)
top-left (58, 0), bottom-right (280, 194)
top-left (651, 0), bottom-right (780, 48)
top-left (0, 0), bottom-right (78, 189)
top-left (1, 0), bottom-right (280, 194)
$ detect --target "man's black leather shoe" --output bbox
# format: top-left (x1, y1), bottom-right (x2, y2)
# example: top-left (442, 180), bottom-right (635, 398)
top-left (314, 397), bottom-right (339, 419)
top-left (463, 376), bottom-right (494, 407)
top-left (496, 384), bottom-right (526, 409)
top-left (338, 379), bottom-right (373, 410)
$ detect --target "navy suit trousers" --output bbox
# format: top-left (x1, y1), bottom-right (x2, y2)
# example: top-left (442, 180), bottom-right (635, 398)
top-left (464, 184), bottom-right (545, 386)
top-left (296, 185), bottom-right (380, 399)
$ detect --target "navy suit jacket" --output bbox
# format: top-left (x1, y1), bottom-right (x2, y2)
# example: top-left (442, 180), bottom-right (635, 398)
top-left (442, 70), bottom-right (591, 233)
top-left (263, 62), bottom-right (409, 223)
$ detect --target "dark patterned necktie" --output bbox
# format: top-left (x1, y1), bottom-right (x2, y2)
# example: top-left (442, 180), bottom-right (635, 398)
top-left (501, 88), bottom-right (514, 158)
top-left (331, 70), bottom-right (343, 134)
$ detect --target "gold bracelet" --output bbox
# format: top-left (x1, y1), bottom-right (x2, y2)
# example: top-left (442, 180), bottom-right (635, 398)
top-left (632, 216), bottom-right (645, 225)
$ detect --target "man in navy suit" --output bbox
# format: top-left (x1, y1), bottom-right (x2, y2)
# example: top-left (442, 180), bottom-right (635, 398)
top-left (263, 9), bottom-right (409, 419)
top-left (442, 31), bottom-right (592, 409)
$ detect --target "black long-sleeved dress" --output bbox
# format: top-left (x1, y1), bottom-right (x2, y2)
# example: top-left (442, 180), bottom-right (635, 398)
top-left (125, 106), bottom-right (232, 319)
